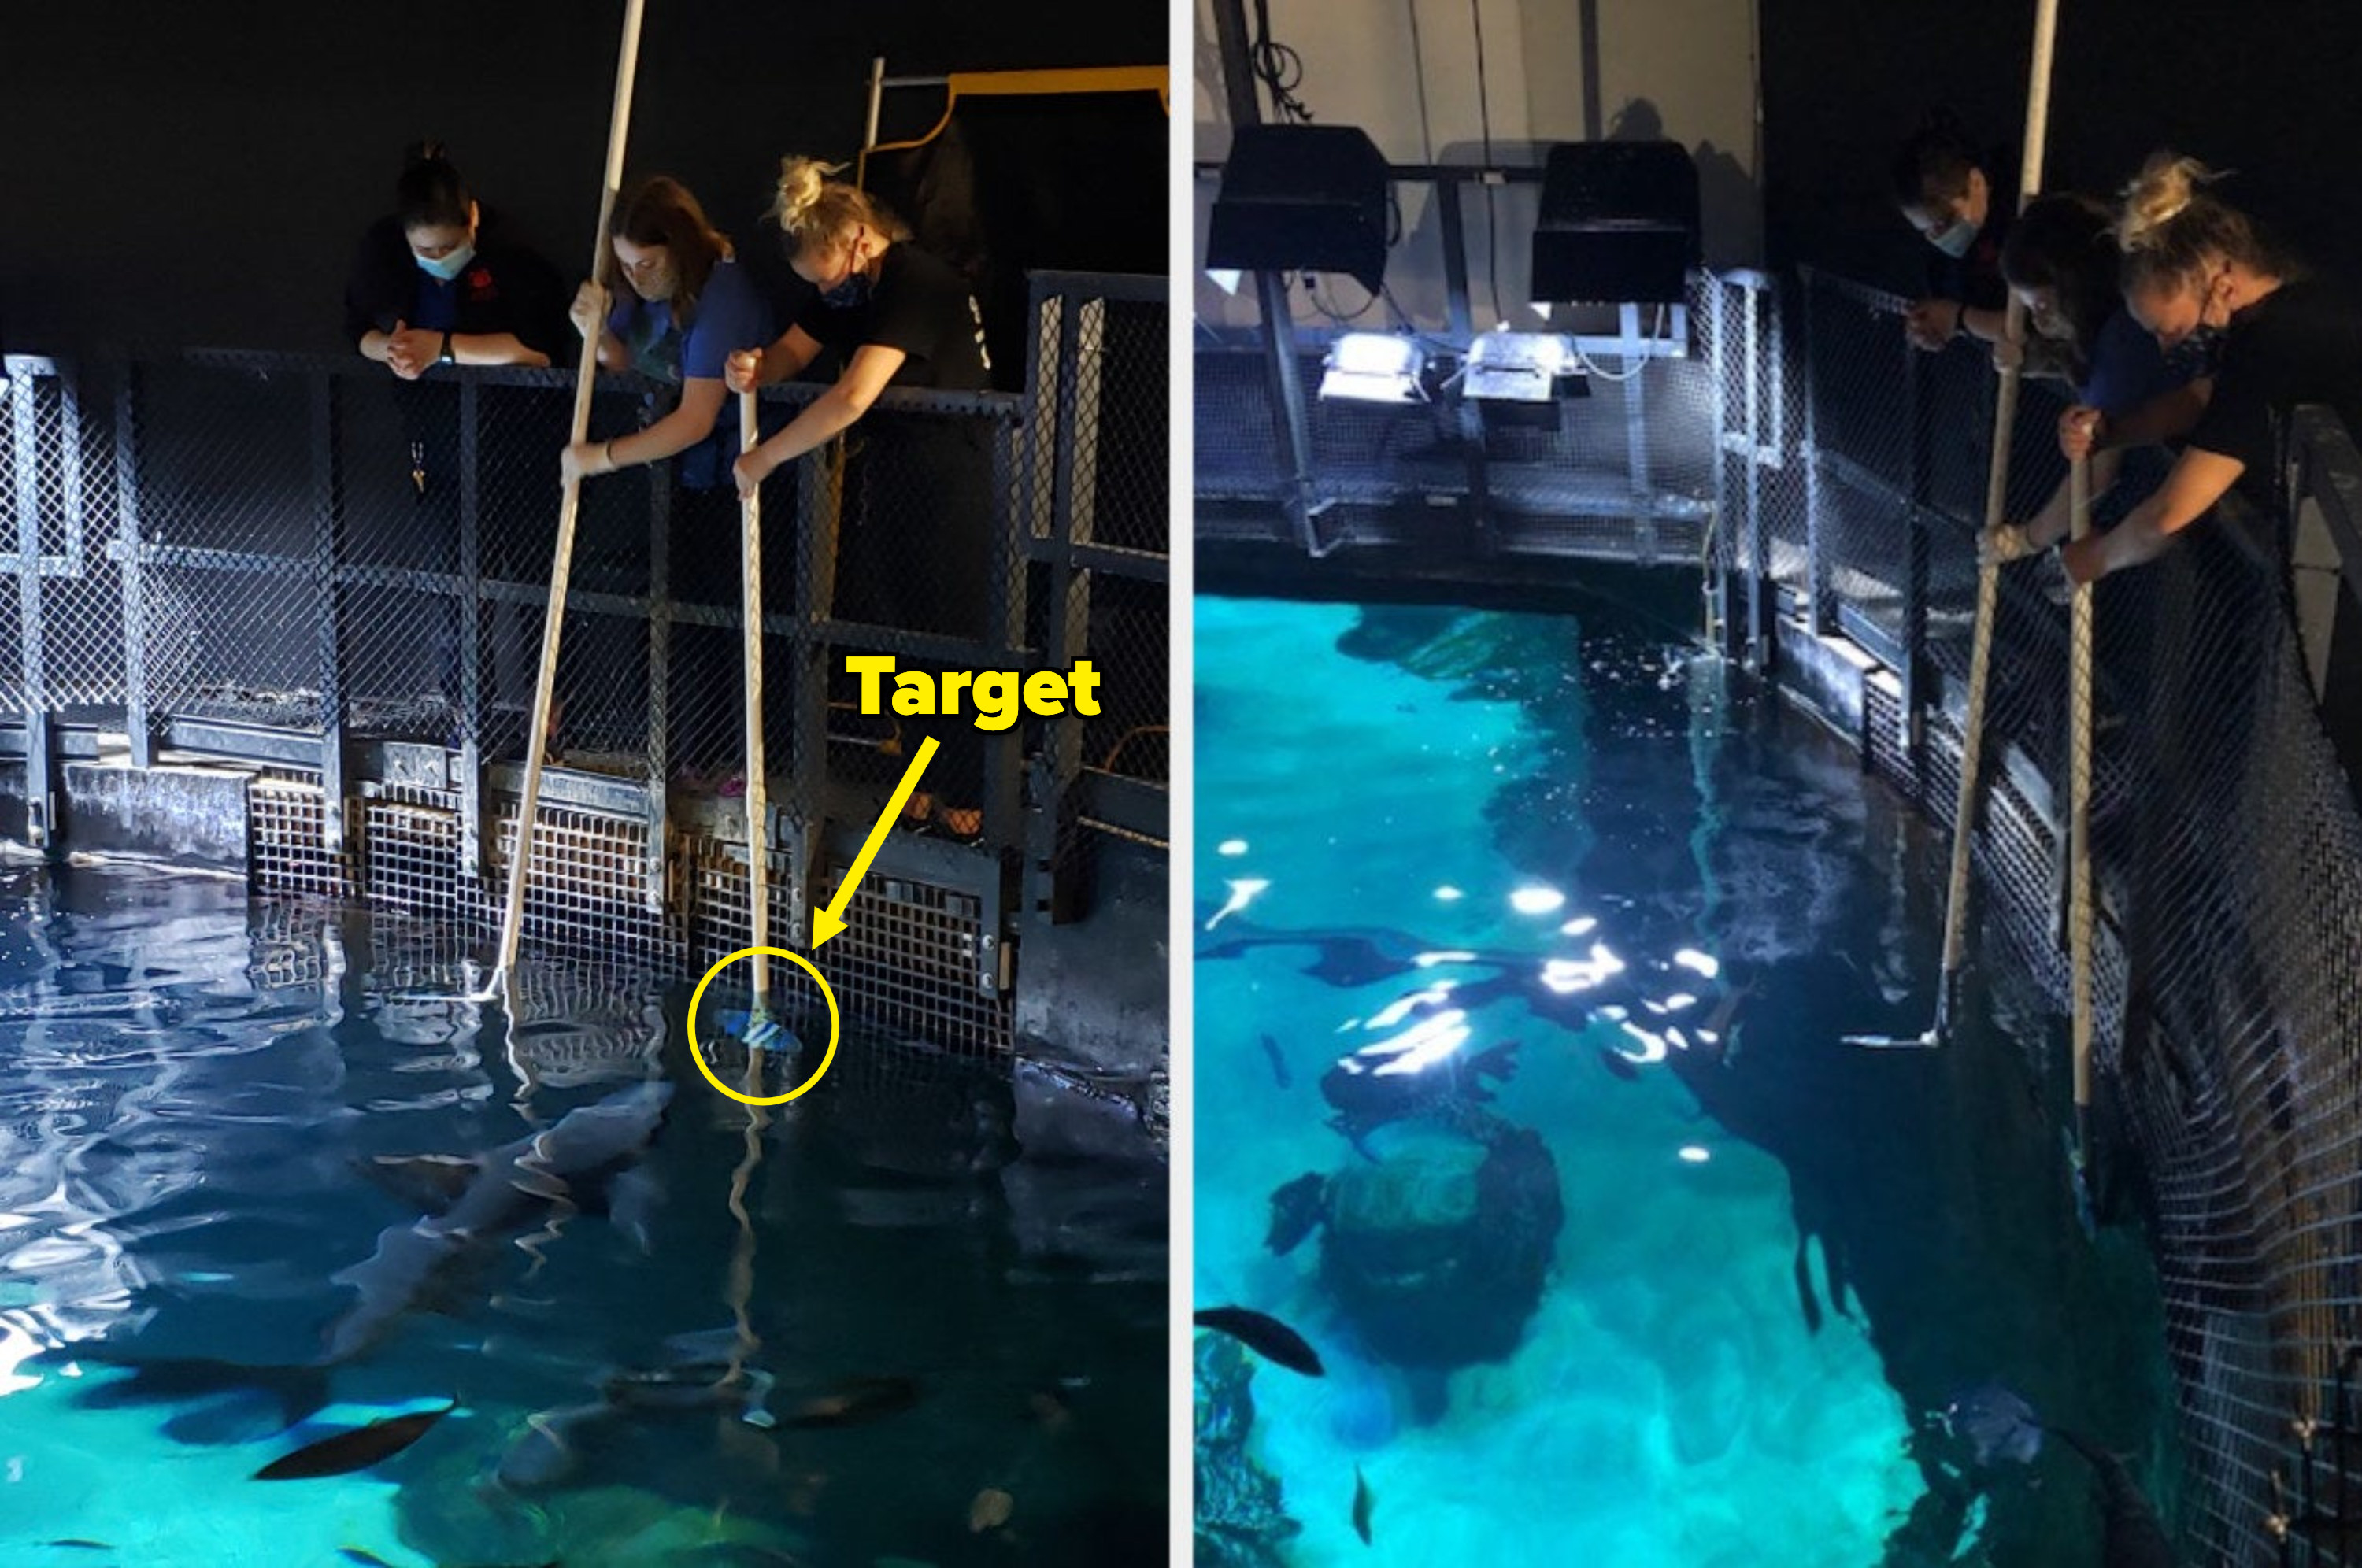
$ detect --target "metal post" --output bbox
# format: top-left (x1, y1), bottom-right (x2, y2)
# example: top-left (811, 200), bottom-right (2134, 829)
top-left (9, 363), bottom-right (50, 849)
top-left (1209, 0), bottom-right (1321, 556)
top-left (1622, 301), bottom-right (1657, 560)
top-left (1437, 179), bottom-right (1493, 554)
top-left (644, 454), bottom-right (671, 914)
top-left (457, 375), bottom-right (485, 882)
top-left (311, 371), bottom-right (346, 854)
top-left (1901, 338), bottom-right (1929, 766)
top-left (1027, 286), bottom-right (1094, 920)
top-left (114, 362), bottom-right (154, 770)
top-left (1801, 273), bottom-right (1831, 635)
top-left (784, 448), bottom-right (834, 952)
top-left (1708, 278), bottom-right (1733, 652)
top-left (980, 407), bottom-right (1026, 866)
top-left (1743, 285), bottom-right (1767, 667)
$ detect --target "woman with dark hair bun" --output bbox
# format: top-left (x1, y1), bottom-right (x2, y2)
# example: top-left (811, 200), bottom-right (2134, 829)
top-left (1890, 112), bottom-right (2016, 353)
top-left (343, 142), bottom-right (568, 376)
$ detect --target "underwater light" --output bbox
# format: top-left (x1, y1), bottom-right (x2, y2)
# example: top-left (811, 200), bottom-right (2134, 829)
top-left (1464, 331), bottom-right (1586, 403)
top-left (1413, 949), bottom-right (1479, 967)
top-left (1674, 948), bottom-right (1720, 979)
top-left (1678, 1145), bottom-right (1712, 1164)
top-left (1560, 915), bottom-right (1599, 937)
top-left (1217, 838), bottom-right (1249, 856)
top-left (1509, 886), bottom-right (1567, 915)
top-left (1320, 332), bottom-right (1429, 404)
top-left (1434, 885), bottom-right (1465, 902)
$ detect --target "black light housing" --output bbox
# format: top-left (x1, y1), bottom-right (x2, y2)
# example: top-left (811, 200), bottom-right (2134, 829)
top-left (1205, 124), bottom-right (1390, 295)
top-left (1529, 140), bottom-right (1701, 304)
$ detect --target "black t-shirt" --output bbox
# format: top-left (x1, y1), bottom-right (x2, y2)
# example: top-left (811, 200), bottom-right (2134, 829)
top-left (2187, 276), bottom-right (2362, 475)
top-left (341, 209), bottom-right (570, 361)
top-left (791, 243), bottom-right (990, 391)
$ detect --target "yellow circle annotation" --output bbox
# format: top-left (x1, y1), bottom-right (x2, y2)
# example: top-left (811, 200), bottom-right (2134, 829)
top-left (687, 945), bottom-right (840, 1106)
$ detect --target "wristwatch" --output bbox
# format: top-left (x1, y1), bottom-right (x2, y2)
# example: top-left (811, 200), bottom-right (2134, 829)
top-left (437, 331), bottom-right (456, 366)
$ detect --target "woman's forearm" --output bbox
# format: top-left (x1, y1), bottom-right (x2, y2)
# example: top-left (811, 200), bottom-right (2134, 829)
top-left (359, 330), bottom-right (392, 363)
top-left (452, 331), bottom-right (549, 370)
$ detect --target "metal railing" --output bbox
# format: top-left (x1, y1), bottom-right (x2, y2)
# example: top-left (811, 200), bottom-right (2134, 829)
top-left (0, 271), bottom-right (1167, 954)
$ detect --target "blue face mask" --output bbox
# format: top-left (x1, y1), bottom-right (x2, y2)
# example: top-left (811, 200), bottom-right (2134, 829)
top-left (416, 241), bottom-right (476, 283)
top-left (821, 271), bottom-right (872, 309)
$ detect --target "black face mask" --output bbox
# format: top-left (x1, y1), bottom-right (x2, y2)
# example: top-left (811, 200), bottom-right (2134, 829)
top-left (2168, 322), bottom-right (2225, 377)
top-left (821, 272), bottom-right (872, 309)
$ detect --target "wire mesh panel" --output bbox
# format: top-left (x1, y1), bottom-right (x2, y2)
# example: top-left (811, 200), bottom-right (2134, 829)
top-left (248, 775), bottom-right (354, 899)
top-left (1788, 261), bottom-right (2362, 1567)
top-left (2, 361), bottom-right (125, 718)
top-left (135, 357), bottom-right (329, 730)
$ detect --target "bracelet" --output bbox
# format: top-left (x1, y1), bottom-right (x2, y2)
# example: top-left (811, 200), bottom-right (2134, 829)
top-left (438, 331), bottom-right (455, 366)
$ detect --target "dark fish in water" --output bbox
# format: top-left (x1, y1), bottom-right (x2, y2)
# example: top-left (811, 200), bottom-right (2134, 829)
top-left (253, 1399), bottom-right (457, 1480)
top-left (1597, 1046), bottom-right (1642, 1082)
top-left (1194, 1307), bottom-right (1325, 1376)
top-left (783, 1375), bottom-right (922, 1429)
top-left (339, 1551), bottom-right (402, 1568)
top-left (1265, 1173), bottom-right (1327, 1256)
top-left (1260, 1033), bottom-right (1292, 1089)
top-left (1351, 1464), bottom-right (1375, 1545)
top-left (45, 1546), bottom-right (113, 1554)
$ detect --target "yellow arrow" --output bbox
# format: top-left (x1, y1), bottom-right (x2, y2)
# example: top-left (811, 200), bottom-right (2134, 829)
top-left (813, 735), bottom-right (939, 949)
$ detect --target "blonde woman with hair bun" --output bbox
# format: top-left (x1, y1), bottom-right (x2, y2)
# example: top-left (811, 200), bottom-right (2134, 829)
top-left (726, 153), bottom-right (996, 836)
top-left (2056, 150), bottom-right (2362, 585)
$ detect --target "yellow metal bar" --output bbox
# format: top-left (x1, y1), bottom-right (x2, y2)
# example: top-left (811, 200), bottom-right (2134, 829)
top-left (864, 64), bottom-right (1168, 161)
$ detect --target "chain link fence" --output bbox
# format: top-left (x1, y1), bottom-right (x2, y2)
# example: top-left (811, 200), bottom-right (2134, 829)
top-left (1749, 266), bottom-right (2362, 1568)
top-left (0, 271), bottom-right (1165, 1047)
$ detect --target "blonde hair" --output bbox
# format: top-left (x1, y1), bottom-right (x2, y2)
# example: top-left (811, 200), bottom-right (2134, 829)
top-left (768, 155), bottom-right (911, 261)
top-left (2114, 151), bottom-right (2272, 293)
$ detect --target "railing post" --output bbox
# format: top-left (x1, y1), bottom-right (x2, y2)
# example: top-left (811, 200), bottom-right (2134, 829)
top-left (457, 375), bottom-right (486, 883)
top-left (783, 441), bottom-right (835, 953)
top-left (10, 361), bottom-right (51, 849)
top-left (645, 449), bottom-right (671, 914)
top-left (1437, 179), bottom-right (1493, 557)
top-left (1901, 336), bottom-right (1931, 771)
top-left (1801, 273), bottom-right (1831, 636)
top-left (1708, 277), bottom-right (1733, 652)
top-left (1027, 284), bottom-right (1094, 922)
top-left (312, 372), bottom-right (346, 853)
top-left (115, 362), bottom-right (154, 771)
top-left (1742, 283), bottom-right (1767, 668)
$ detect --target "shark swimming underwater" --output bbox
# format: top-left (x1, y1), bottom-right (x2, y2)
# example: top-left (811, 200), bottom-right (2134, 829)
top-left (64, 1080), bottom-right (676, 1434)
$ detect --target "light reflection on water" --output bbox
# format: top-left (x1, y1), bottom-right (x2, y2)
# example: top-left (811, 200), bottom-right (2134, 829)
top-left (0, 865), bottom-right (1164, 1566)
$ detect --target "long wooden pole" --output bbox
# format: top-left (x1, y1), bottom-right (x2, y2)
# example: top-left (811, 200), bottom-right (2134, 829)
top-left (487, 0), bottom-right (648, 989)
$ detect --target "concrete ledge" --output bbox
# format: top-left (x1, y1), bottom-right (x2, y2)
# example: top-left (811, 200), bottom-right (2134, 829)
top-left (1775, 612), bottom-right (1876, 748)
top-left (61, 760), bottom-right (251, 872)
top-left (1014, 836), bottom-right (1168, 1076)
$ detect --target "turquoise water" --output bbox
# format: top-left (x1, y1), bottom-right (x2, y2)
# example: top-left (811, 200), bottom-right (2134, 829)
top-left (1193, 594), bottom-right (2171, 1566)
top-left (0, 865), bottom-right (1163, 1566)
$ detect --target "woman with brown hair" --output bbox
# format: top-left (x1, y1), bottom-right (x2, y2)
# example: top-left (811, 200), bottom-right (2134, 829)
top-left (555, 176), bottom-right (776, 776)
top-left (2060, 153), bottom-right (2362, 584)
top-left (560, 176), bottom-right (776, 492)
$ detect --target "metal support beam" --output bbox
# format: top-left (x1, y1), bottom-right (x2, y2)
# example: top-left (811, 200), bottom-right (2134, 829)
top-left (1209, 0), bottom-right (1321, 556)
top-left (457, 376), bottom-right (486, 883)
top-left (116, 364), bottom-right (155, 771)
top-left (1437, 180), bottom-right (1494, 555)
top-left (311, 372), bottom-right (346, 852)
top-left (644, 456), bottom-right (671, 912)
top-left (10, 362), bottom-right (51, 848)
